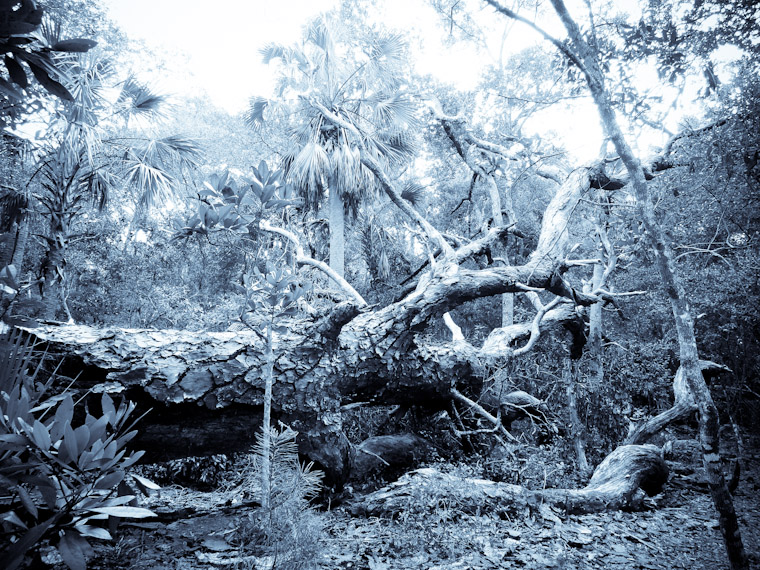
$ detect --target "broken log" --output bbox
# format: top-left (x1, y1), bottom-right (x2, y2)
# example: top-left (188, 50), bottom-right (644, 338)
top-left (354, 444), bottom-right (667, 517)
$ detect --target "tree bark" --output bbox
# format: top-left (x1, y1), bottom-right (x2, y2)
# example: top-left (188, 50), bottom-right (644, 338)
top-left (328, 185), bottom-right (345, 280)
top-left (544, 1), bottom-right (748, 566)
top-left (354, 444), bottom-right (667, 517)
top-left (564, 359), bottom-right (590, 478)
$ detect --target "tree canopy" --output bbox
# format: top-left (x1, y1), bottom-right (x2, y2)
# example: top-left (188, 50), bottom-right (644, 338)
top-left (1, 1), bottom-right (758, 569)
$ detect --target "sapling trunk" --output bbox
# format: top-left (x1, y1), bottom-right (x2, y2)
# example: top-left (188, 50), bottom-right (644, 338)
top-left (261, 317), bottom-right (274, 510)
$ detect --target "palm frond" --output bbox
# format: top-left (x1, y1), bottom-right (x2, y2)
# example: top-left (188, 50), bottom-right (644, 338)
top-left (370, 33), bottom-right (406, 65)
top-left (38, 16), bottom-right (63, 49)
top-left (124, 159), bottom-right (177, 209)
top-left (260, 43), bottom-right (288, 65)
top-left (156, 135), bottom-right (202, 166)
top-left (117, 75), bottom-right (168, 122)
top-left (367, 131), bottom-right (416, 166)
top-left (290, 141), bottom-right (329, 209)
top-left (0, 185), bottom-right (28, 232)
top-left (400, 181), bottom-right (426, 207)
top-left (371, 92), bottom-right (418, 131)
top-left (306, 18), bottom-right (334, 56)
top-left (245, 96), bottom-right (269, 130)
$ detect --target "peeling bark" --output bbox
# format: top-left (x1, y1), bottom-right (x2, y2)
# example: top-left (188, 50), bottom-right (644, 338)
top-left (354, 444), bottom-right (667, 517)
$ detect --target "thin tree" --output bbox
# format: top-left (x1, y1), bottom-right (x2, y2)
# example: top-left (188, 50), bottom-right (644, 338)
top-left (484, 1), bottom-right (748, 567)
top-left (248, 16), bottom-right (417, 280)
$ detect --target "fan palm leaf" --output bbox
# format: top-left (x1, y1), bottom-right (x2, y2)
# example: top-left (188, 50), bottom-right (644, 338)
top-left (116, 75), bottom-right (169, 124)
top-left (124, 159), bottom-right (176, 209)
top-left (371, 92), bottom-right (418, 131)
top-left (289, 141), bottom-right (329, 209)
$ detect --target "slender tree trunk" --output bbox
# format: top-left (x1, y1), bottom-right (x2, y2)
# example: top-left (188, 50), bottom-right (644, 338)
top-left (261, 319), bottom-right (274, 510)
top-left (588, 231), bottom-right (605, 387)
top-left (328, 187), bottom-right (345, 280)
top-left (548, 2), bottom-right (749, 567)
top-left (484, 175), bottom-right (513, 327)
top-left (564, 358), bottom-right (590, 478)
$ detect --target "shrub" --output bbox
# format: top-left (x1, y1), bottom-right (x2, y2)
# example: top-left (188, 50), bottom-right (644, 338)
top-left (0, 331), bottom-right (157, 570)
top-left (230, 426), bottom-right (325, 570)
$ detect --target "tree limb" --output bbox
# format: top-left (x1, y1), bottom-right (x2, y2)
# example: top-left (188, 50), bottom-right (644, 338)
top-left (259, 220), bottom-right (367, 307)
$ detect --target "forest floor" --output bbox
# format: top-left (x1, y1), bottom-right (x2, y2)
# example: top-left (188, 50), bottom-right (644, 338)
top-left (68, 435), bottom-right (760, 570)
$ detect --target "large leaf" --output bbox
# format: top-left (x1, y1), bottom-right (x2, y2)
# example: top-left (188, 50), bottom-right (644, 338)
top-left (87, 506), bottom-right (155, 519)
top-left (1, 516), bottom-right (57, 570)
top-left (4, 55), bottom-right (28, 88)
top-left (0, 76), bottom-right (22, 101)
top-left (50, 39), bottom-right (98, 53)
top-left (26, 61), bottom-right (73, 101)
top-left (15, 485), bottom-right (38, 518)
top-left (57, 530), bottom-right (88, 570)
top-left (73, 525), bottom-right (111, 540)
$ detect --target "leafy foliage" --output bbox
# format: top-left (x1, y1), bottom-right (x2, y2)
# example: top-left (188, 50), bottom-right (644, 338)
top-left (0, 330), bottom-right (156, 570)
top-left (233, 426), bottom-right (324, 570)
top-left (0, 0), bottom-right (98, 131)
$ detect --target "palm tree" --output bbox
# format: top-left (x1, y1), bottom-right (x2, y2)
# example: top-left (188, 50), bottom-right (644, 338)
top-left (31, 50), bottom-right (200, 320)
top-left (248, 16), bottom-right (417, 279)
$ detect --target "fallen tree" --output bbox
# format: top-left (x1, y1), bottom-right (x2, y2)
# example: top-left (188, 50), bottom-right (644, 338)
top-left (11, 103), bottom-right (739, 531)
top-left (16, 151), bottom-right (715, 506)
top-left (21, 163), bottom-right (609, 484)
top-left (354, 445), bottom-right (668, 517)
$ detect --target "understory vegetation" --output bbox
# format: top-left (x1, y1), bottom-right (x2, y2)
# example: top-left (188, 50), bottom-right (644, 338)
top-left (1, 0), bottom-right (759, 569)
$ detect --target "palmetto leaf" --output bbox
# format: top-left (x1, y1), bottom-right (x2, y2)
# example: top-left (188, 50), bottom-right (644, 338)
top-left (117, 75), bottom-right (168, 122)
top-left (124, 160), bottom-right (177, 209)
top-left (370, 33), bottom-right (406, 64)
top-left (400, 181), bottom-right (425, 206)
top-left (260, 43), bottom-right (288, 65)
top-left (245, 96), bottom-right (268, 130)
top-left (371, 92), bottom-right (418, 130)
top-left (306, 18), bottom-right (334, 55)
top-left (82, 168), bottom-right (114, 211)
top-left (367, 131), bottom-right (416, 166)
top-left (155, 135), bottom-right (202, 166)
top-left (290, 141), bottom-right (329, 209)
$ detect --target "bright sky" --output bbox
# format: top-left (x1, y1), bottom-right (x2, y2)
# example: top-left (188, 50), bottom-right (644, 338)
top-left (103, 0), bottom-right (484, 113)
top-left (102, 0), bottom-right (612, 160)
top-left (101, 0), bottom-right (730, 163)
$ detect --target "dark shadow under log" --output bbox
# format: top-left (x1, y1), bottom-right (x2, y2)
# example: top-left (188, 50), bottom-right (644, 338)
top-left (351, 434), bottom-right (434, 482)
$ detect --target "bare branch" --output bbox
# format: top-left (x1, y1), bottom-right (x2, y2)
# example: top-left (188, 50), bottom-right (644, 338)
top-left (451, 388), bottom-right (519, 442)
top-left (443, 312), bottom-right (465, 342)
top-left (259, 220), bottom-right (367, 307)
top-left (513, 297), bottom-right (563, 356)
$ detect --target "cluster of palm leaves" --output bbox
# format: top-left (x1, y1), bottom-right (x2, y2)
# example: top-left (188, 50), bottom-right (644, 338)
top-left (25, 36), bottom-right (200, 318)
top-left (248, 16), bottom-right (420, 277)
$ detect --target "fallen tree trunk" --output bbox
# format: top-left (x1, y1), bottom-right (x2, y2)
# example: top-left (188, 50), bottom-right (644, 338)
top-left (16, 164), bottom-right (615, 485)
top-left (354, 444), bottom-right (667, 517)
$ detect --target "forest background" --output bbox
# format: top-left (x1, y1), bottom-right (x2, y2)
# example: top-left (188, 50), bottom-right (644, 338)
top-left (0, 0), bottom-right (759, 569)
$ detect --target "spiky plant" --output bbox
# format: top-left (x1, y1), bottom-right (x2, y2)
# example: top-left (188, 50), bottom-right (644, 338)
top-left (231, 426), bottom-right (324, 570)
